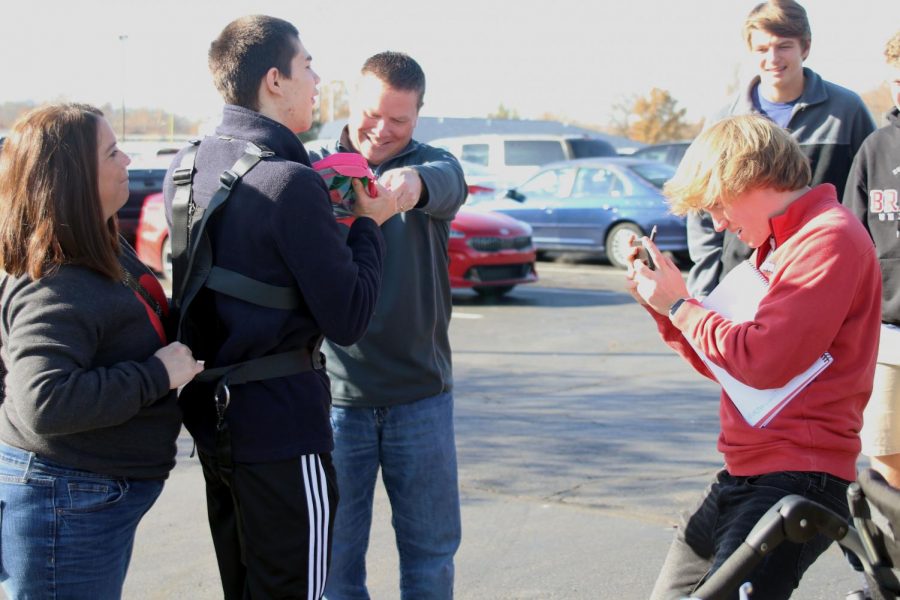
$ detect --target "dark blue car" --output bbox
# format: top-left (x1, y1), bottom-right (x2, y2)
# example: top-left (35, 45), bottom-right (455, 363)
top-left (472, 157), bottom-right (688, 268)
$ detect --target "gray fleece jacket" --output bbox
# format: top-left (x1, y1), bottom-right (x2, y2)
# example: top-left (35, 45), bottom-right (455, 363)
top-left (309, 128), bottom-right (467, 407)
top-left (0, 245), bottom-right (178, 479)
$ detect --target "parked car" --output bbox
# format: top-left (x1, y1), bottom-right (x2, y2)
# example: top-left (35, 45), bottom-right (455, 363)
top-left (449, 206), bottom-right (538, 297)
top-left (630, 141), bottom-right (691, 167)
top-left (474, 157), bottom-right (687, 269)
top-left (430, 134), bottom-right (618, 186)
top-left (459, 159), bottom-right (515, 205)
top-left (136, 194), bottom-right (538, 298)
top-left (119, 154), bottom-right (174, 245)
top-left (135, 192), bottom-right (171, 281)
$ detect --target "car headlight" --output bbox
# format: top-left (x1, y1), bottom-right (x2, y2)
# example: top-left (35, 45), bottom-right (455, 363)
top-left (449, 229), bottom-right (466, 239)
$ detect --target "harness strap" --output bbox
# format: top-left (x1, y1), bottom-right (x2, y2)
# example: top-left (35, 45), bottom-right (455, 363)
top-left (180, 143), bottom-right (274, 288)
top-left (205, 266), bottom-right (303, 310)
top-left (171, 140), bottom-right (200, 301)
top-left (196, 344), bottom-right (323, 386)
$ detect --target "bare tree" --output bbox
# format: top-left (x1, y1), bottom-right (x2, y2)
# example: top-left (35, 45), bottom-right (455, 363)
top-left (606, 94), bottom-right (638, 138)
top-left (317, 80), bottom-right (350, 123)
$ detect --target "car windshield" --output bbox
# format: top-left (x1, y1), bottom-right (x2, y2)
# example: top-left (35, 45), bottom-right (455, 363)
top-left (569, 138), bottom-right (617, 158)
top-left (519, 168), bottom-right (577, 197)
top-left (627, 163), bottom-right (676, 189)
top-left (504, 140), bottom-right (566, 166)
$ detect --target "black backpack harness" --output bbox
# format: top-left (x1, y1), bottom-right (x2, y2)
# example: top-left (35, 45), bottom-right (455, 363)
top-left (170, 138), bottom-right (324, 440)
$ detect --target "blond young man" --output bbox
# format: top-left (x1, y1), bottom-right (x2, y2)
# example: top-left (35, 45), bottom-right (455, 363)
top-left (845, 31), bottom-right (900, 488)
top-left (628, 115), bottom-right (881, 599)
top-left (686, 0), bottom-right (875, 299)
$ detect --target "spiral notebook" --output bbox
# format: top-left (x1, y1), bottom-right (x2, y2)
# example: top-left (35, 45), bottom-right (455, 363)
top-left (688, 260), bottom-right (833, 427)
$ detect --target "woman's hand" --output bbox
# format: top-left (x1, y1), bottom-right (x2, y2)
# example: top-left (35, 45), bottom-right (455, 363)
top-left (154, 342), bottom-right (205, 390)
top-left (625, 234), bottom-right (690, 315)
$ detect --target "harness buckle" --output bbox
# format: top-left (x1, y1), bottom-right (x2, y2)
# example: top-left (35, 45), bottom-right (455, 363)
top-left (214, 381), bottom-right (231, 431)
top-left (244, 142), bottom-right (275, 159)
top-left (173, 167), bottom-right (194, 185)
top-left (219, 170), bottom-right (239, 190)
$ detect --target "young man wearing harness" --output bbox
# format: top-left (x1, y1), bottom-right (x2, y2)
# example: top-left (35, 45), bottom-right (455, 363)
top-left (162, 16), bottom-right (399, 600)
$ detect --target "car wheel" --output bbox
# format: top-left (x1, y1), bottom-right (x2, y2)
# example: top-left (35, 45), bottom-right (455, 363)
top-left (161, 236), bottom-right (173, 282)
top-left (473, 285), bottom-right (514, 298)
top-left (605, 223), bottom-right (643, 270)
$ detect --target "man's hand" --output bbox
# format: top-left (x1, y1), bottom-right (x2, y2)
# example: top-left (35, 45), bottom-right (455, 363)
top-left (379, 167), bottom-right (423, 213)
top-left (624, 233), bottom-right (690, 315)
top-left (351, 179), bottom-right (400, 226)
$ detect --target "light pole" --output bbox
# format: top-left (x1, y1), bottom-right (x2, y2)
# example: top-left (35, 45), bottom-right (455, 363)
top-left (118, 34), bottom-right (128, 140)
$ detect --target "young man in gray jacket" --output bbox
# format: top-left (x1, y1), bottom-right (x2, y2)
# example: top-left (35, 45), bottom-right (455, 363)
top-left (686, 0), bottom-right (875, 298)
top-left (308, 52), bottom-right (466, 600)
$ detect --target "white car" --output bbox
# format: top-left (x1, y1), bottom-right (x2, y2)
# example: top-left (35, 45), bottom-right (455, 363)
top-left (429, 133), bottom-right (618, 186)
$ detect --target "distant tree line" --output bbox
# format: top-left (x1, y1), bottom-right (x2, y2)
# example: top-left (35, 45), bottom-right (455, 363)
top-left (0, 101), bottom-right (41, 130)
top-left (0, 101), bottom-right (202, 138)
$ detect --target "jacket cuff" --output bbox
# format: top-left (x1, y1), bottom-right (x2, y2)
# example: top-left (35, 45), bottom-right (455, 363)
top-left (143, 355), bottom-right (171, 406)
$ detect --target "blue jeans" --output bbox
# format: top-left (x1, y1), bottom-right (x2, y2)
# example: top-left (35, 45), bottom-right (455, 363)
top-left (325, 392), bottom-right (461, 600)
top-left (0, 442), bottom-right (164, 599)
top-left (650, 469), bottom-right (851, 600)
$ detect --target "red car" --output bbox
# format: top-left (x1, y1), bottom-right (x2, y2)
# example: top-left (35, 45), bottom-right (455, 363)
top-left (135, 196), bottom-right (537, 298)
top-left (134, 192), bottom-right (172, 281)
top-left (447, 206), bottom-right (537, 297)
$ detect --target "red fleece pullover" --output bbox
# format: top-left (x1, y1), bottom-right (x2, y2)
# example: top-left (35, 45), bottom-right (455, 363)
top-left (651, 184), bottom-right (881, 481)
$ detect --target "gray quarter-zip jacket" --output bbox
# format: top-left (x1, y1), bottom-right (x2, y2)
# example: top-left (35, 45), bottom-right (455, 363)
top-left (309, 128), bottom-right (467, 407)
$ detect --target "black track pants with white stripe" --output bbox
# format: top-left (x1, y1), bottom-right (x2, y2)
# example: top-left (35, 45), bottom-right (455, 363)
top-left (199, 451), bottom-right (339, 600)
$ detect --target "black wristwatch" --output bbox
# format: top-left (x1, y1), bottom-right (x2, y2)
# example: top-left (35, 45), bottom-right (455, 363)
top-left (668, 297), bottom-right (690, 318)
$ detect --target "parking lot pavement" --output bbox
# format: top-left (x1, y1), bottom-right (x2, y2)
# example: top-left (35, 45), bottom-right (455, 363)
top-left (117, 259), bottom-right (860, 599)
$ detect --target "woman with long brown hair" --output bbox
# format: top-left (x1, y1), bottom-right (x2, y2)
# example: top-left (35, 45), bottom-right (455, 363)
top-left (0, 103), bottom-right (203, 598)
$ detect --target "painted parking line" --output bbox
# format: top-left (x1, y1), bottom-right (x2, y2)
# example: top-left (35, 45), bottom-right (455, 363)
top-left (453, 312), bottom-right (484, 319)
top-left (520, 286), bottom-right (620, 296)
top-left (535, 265), bottom-right (622, 276)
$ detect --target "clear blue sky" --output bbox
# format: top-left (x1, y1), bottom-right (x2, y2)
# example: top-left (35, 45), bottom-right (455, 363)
top-left (2, 0), bottom-right (897, 127)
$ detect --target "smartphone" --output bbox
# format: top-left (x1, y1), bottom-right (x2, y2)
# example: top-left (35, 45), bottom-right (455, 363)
top-left (630, 225), bottom-right (658, 270)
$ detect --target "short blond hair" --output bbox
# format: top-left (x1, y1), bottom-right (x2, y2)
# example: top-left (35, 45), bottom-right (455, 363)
top-left (886, 31), bottom-right (900, 68)
top-left (664, 115), bottom-right (811, 216)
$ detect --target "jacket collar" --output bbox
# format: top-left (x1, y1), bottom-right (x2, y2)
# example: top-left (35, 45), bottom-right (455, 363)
top-left (215, 105), bottom-right (311, 166)
top-left (769, 183), bottom-right (838, 246)
top-left (736, 67), bottom-right (828, 115)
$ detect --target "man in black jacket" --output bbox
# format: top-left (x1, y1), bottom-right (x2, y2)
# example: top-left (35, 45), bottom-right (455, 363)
top-left (163, 16), bottom-right (398, 600)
